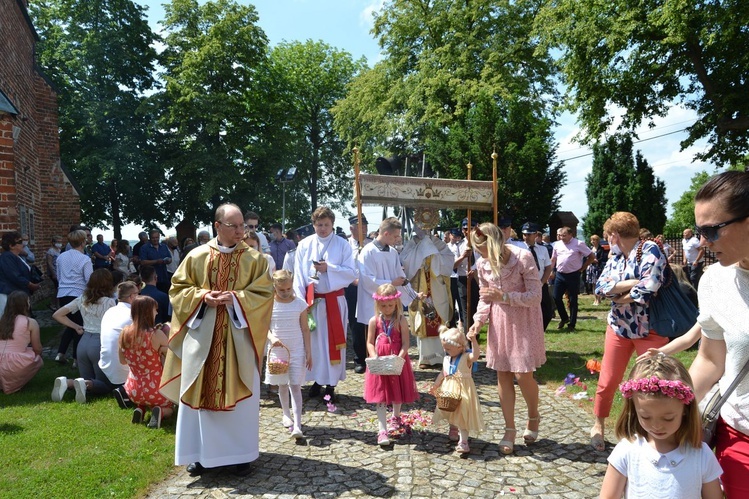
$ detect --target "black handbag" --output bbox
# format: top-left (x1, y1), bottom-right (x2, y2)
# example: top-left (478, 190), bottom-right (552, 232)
top-left (29, 265), bottom-right (44, 284)
top-left (701, 357), bottom-right (749, 447)
top-left (648, 268), bottom-right (699, 338)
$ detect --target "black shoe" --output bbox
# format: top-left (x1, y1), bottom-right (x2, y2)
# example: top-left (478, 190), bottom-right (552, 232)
top-left (308, 382), bottom-right (321, 398)
top-left (186, 462), bottom-right (205, 476)
top-left (557, 321), bottom-right (568, 330)
top-left (354, 364), bottom-right (366, 374)
top-left (567, 325), bottom-right (576, 332)
top-left (233, 462), bottom-right (252, 476)
top-left (113, 386), bottom-right (134, 409)
top-left (324, 385), bottom-right (336, 403)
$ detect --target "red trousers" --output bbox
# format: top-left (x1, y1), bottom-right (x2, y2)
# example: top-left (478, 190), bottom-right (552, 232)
top-left (593, 326), bottom-right (669, 418)
top-left (716, 418), bottom-right (749, 498)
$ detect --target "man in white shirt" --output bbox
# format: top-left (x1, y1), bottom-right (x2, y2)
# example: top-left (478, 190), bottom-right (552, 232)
top-left (681, 228), bottom-right (705, 289)
top-left (521, 222), bottom-right (553, 330)
top-left (99, 281), bottom-right (139, 408)
top-left (346, 214), bottom-right (373, 373)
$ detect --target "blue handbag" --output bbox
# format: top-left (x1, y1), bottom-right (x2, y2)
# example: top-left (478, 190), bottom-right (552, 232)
top-left (647, 267), bottom-right (698, 338)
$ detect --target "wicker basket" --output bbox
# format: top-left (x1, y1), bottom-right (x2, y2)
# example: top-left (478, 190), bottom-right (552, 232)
top-left (436, 375), bottom-right (462, 412)
top-left (366, 355), bottom-right (406, 376)
top-left (267, 344), bottom-right (290, 375)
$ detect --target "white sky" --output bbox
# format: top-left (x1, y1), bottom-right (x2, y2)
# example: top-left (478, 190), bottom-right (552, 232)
top-left (106, 0), bottom-right (712, 240)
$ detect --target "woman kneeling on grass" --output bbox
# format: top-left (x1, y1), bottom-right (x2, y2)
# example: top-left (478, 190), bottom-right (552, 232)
top-left (119, 295), bottom-right (174, 429)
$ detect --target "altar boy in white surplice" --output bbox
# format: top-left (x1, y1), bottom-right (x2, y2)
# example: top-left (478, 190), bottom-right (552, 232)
top-left (293, 207), bottom-right (356, 401)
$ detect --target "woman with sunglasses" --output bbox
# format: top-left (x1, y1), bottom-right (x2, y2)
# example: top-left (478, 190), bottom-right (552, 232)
top-left (688, 170), bottom-right (749, 498)
top-left (0, 231), bottom-right (41, 315)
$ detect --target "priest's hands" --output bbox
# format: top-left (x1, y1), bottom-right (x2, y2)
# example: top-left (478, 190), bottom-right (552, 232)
top-left (204, 290), bottom-right (233, 307)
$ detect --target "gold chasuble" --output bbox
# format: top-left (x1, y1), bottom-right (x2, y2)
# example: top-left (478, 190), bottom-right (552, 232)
top-left (160, 240), bottom-right (273, 411)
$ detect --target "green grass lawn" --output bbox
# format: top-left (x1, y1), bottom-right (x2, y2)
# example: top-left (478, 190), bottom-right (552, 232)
top-left (0, 313), bottom-right (175, 499)
top-left (535, 299), bottom-right (698, 434)
top-left (2, 298), bottom-right (698, 497)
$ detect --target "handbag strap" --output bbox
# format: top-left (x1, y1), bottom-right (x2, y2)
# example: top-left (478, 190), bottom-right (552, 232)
top-left (705, 355), bottom-right (749, 421)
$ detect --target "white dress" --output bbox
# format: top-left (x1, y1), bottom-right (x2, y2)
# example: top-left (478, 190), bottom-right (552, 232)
top-left (264, 297), bottom-right (308, 386)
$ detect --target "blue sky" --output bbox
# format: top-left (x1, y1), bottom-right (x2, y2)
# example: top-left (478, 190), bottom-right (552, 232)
top-left (114, 0), bottom-right (712, 240)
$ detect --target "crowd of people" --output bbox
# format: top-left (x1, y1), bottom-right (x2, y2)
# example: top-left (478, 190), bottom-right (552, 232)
top-left (0, 170), bottom-right (747, 497)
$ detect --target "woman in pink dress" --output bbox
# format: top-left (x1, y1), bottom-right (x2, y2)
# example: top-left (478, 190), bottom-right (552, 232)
top-left (0, 291), bottom-right (43, 394)
top-left (468, 223), bottom-right (545, 455)
top-left (119, 295), bottom-right (174, 429)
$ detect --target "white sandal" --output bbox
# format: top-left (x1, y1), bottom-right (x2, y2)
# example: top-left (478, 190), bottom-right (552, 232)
top-left (523, 416), bottom-right (540, 444)
top-left (499, 428), bottom-right (516, 455)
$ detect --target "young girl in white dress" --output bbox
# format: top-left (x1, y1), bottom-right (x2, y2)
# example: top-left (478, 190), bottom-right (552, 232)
top-left (431, 325), bottom-right (485, 454)
top-left (264, 270), bottom-right (311, 439)
top-left (600, 354), bottom-right (722, 499)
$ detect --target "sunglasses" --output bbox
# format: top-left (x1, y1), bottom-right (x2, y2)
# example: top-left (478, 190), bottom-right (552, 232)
top-left (13, 240), bottom-right (23, 245)
top-left (245, 224), bottom-right (258, 229)
top-left (696, 214), bottom-right (749, 243)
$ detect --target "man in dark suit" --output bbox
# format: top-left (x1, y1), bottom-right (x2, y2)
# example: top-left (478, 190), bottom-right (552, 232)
top-left (139, 265), bottom-right (171, 324)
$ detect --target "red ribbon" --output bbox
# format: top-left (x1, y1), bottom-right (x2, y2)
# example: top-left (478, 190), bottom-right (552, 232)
top-left (307, 284), bottom-right (346, 364)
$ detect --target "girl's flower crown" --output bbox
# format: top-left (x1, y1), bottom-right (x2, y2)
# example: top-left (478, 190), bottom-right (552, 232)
top-left (619, 376), bottom-right (695, 405)
top-left (373, 290), bottom-right (402, 301)
top-left (443, 338), bottom-right (463, 347)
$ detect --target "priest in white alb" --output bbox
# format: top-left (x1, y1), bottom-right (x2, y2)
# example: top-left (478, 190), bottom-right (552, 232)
top-left (160, 203), bottom-right (274, 477)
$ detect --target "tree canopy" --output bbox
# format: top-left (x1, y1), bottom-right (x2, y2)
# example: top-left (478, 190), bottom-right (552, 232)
top-left (536, 0), bottom-right (749, 165)
top-left (31, 0), bottom-right (162, 238)
top-left (333, 0), bottom-right (565, 229)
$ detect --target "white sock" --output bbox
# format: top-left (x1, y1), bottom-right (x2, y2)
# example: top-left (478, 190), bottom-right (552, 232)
top-left (459, 428), bottom-right (469, 444)
top-left (376, 404), bottom-right (388, 432)
top-left (290, 385), bottom-right (303, 429)
top-left (393, 403), bottom-right (402, 418)
top-left (278, 383), bottom-right (291, 420)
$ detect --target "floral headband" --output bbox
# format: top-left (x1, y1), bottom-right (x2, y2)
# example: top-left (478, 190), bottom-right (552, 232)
top-left (620, 376), bottom-right (695, 405)
top-left (442, 338), bottom-right (463, 347)
top-left (373, 290), bottom-right (402, 301)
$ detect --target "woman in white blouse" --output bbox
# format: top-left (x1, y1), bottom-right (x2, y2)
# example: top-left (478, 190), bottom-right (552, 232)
top-left (689, 170), bottom-right (749, 498)
top-left (51, 268), bottom-right (116, 403)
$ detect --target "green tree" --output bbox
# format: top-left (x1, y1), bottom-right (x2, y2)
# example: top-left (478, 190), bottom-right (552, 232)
top-left (663, 162), bottom-right (745, 237)
top-left (31, 0), bottom-right (161, 238)
top-left (535, 0), bottom-right (749, 165)
top-left (269, 40), bottom-right (366, 218)
top-left (583, 135), bottom-right (667, 237)
top-left (156, 0), bottom-right (274, 226)
top-left (333, 0), bottom-right (565, 228)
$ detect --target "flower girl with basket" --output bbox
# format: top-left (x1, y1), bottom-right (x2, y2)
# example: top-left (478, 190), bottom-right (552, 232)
top-left (363, 283), bottom-right (419, 446)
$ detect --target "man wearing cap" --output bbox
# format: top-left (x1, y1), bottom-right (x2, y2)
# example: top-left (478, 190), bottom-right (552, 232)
top-left (499, 218), bottom-right (527, 249)
top-left (447, 228), bottom-right (466, 327)
top-left (346, 214), bottom-right (373, 373)
top-left (551, 226), bottom-right (594, 331)
top-left (460, 218), bottom-right (481, 329)
top-left (521, 223), bottom-right (553, 330)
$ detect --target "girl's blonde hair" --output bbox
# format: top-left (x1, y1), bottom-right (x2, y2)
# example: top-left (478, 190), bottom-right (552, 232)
top-left (374, 283), bottom-right (402, 322)
top-left (438, 324), bottom-right (467, 351)
top-left (470, 222), bottom-right (505, 277)
top-left (614, 354), bottom-right (702, 448)
top-left (272, 269), bottom-right (293, 286)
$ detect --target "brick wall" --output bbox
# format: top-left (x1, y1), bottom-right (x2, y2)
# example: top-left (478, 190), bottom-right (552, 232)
top-left (1, 1), bottom-right (81, 300)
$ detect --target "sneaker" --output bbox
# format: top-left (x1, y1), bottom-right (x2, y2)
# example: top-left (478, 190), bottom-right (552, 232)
top-left (456, 441), bottom-right (470, 454)
top-left (51, 376), bottom-right (67, 402)
top-left (290, 427), bottom-right (304, 440)
top-left (282, 415), bottom-right (294, 428)
top-left (132, 408), bottom-right (143, 424)
top-left (147, 406), bottom-right (162, 429)
top-left (54, 353), bottom-right (66, 364)
top-left (377, 430), bottom-right (390, 446)
top-left (73, 378), bottom-right (87, 404)
top-left (113, 386), bottom-right (133, 409)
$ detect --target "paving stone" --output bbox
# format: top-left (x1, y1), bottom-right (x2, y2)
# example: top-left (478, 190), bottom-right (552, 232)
top-left (144, 333), bottom-right (607, 498)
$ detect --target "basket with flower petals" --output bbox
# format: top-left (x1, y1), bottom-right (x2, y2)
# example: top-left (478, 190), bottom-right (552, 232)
top-left (366, 354), bottom-right (406, 376)
top-left (267, 344), bottom-right (290, 375)
top-left (436, 374), bottom-right (462, 412)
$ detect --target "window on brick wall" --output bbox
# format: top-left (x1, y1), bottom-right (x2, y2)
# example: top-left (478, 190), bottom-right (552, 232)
top-left (20, 205), bottom-right (27, 236)
top-left (28, 210), bottom-right (35, 244)
top-left (19, 206), bottom-right (35, 243)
